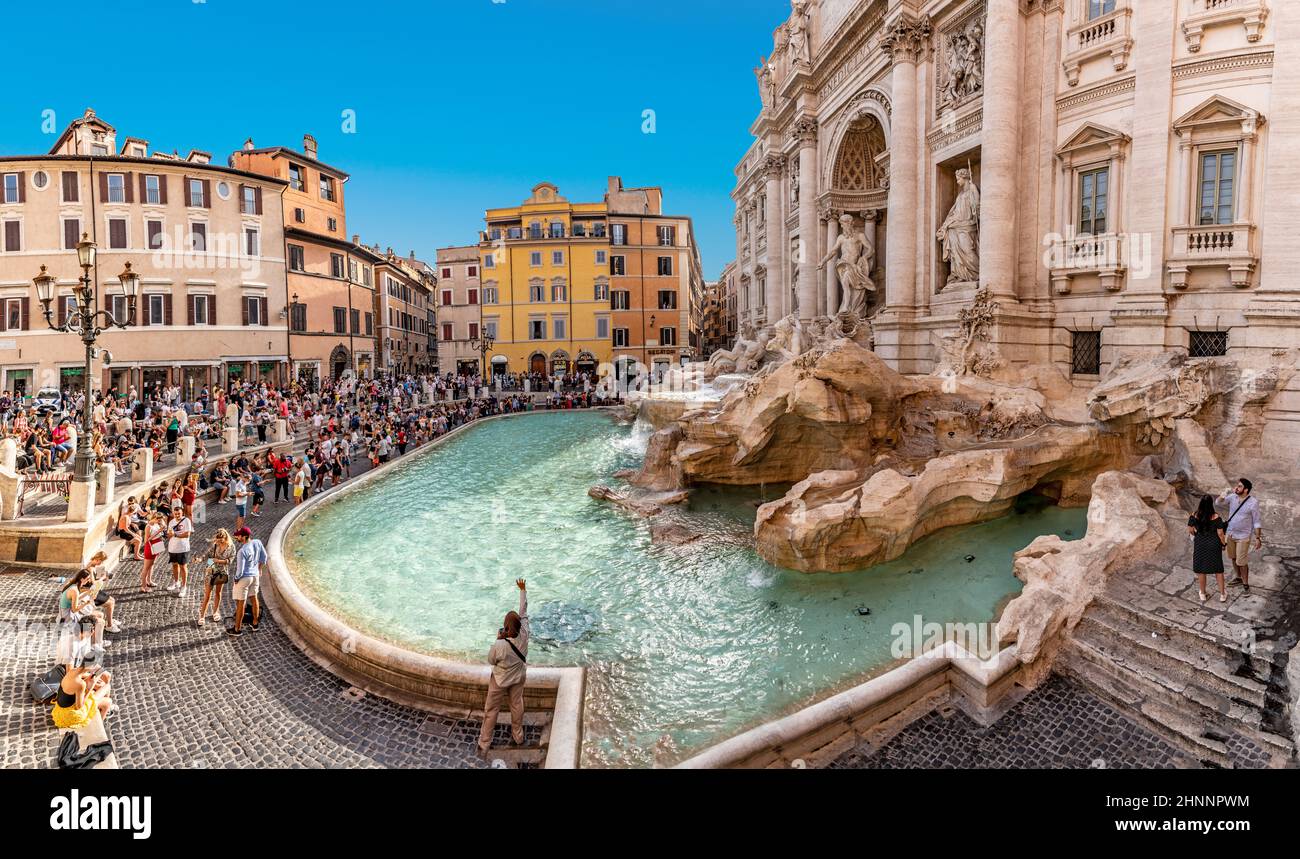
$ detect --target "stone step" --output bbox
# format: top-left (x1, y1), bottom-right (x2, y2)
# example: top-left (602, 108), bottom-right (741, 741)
top-left (1072, 619), bottom-right (1260, 728)
top-left (1059, 646), bottom-right (1228, 768)
top-left (1093, 592), bottom-right (1275, 677)
top-left (1077, 610), bottom-right (1268, 708)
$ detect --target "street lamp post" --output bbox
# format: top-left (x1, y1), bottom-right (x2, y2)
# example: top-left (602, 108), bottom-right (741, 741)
top-left (469, 329), bottom-right (495, 384)
top-left (32, 234), bottom-right (138, 489)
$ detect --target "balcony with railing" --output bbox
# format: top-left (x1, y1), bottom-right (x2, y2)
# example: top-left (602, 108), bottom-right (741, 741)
top-left (1167, 222), bottom-right (1258, 289)
top-left (1048, 233), bottom-right (1126, 294)
top-left (1182, 0), bottom-right (1269, 53)
top-left (1063, 5), bottom-right (1133, 87)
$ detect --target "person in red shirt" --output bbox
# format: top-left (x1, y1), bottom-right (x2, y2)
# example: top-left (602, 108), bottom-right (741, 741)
top-left (269, 449), bottom-right (293, 504)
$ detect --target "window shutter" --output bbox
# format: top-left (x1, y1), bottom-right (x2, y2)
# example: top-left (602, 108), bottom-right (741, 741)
top-left (99, 172), bottom-right (109, 201)
top-left (124, 172), bottom-right (134, 203)
top-left (242, 297), bottom-right (250, 326)
top-left (254, 187), bottom-right (263, 215)
top-left (187, 295), bottom-right (195, 326)
top-left (139, 173), bottom-right (147, 202)
top-left (58, 296), bottom-right (67, 327)
top-left (20, 297), bottom-right (29, 331)
top-left (201, 179), bottom-right (211, 208)
top-left (16, 172), bottom-right (24, 203)
top-left (62, 171), bottom-right (77, 202)
top-left (141, 297), bottom-right (150, 326)
top-left (238, 184), bottom-right (247, 213)
top-left (164, 293), bottom-right (173, 325)
top-left (158, 174), bottom-right (168, 204)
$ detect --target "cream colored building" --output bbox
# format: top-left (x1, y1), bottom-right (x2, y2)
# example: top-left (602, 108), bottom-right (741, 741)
top-left (434, 245), bottom-right (485, 376)
top-left (0, 109), bottom-right (289, 397)
top-left (736, 0), bottom-right (1300, 446)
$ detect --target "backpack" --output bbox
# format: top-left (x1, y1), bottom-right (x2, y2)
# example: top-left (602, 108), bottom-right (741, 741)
top-left (31, 664), bottom-right (67, 705)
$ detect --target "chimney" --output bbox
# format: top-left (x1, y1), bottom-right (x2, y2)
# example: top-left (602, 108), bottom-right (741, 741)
top-left (243, 138), bottom-right (255, 151)
top-left (409, 250), bottom-right (416, 261)
top-left (352, 234), bottom-right (360, 245)
top-left (607, 176), bottom-right (623, 195)
top-left (303, 134), bottom-right (318, 159)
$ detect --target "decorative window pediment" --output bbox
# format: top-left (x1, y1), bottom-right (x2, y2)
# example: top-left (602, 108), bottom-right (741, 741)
top-left (1056, 122), bottom-right (1131, 160)
top-left (1173, 95), bottom-right (1264, 138)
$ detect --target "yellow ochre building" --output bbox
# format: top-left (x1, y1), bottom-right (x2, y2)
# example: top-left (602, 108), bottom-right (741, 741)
top-left (479, 183), bottom-right (611, 378)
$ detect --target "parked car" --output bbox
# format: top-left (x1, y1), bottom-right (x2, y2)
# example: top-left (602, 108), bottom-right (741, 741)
top-left (32, 388), bottom-right (64, 415)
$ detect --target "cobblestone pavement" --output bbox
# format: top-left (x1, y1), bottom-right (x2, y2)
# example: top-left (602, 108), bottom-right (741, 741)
top-left (827, 675), bottom-right (1191, 769)
top-left (0, 445), bottom-right (539, 769)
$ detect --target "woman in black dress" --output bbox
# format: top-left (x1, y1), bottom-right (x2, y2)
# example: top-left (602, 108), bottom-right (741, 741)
top-left (1189, 494), bottom-right (1228, 604)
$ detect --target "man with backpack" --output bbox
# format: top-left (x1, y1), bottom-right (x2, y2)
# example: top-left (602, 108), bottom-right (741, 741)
top-left (478, 578), bottom-right (530, 756)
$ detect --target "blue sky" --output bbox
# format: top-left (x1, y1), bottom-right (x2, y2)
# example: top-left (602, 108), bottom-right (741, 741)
top-left (1, 0), bottom-right (791, 277)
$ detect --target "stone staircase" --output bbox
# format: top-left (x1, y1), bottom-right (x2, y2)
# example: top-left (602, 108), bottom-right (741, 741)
top-left (1060, 591), bottom-right (1295, 768)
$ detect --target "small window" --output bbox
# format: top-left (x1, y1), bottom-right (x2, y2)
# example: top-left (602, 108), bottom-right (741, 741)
top-left (31, 171), bottom-right (48, 190)
top-left (191, 222), bottom-right (206, 252)
top-left (1088, 0), bottom-right (1116, 20)
top-left (657, 256), bottom-right (674, 277)
top-left (245, 228), bottom-right (259, 257)
top-left (248, 298), bottom-right (264, 326)
top-left (468, 289), bottom-right (479, 305)
top-left (441, 289), bottom-right (453, 306)
top-left (611, 256), bottom-right (626, 276)
top-left (530, 320), bottom-right (546, 340)
top-left (289, 244), bottom-right (305, 271)
top-left (553, 251), bottom-right (564, 266)
top-left (1079, 167), bottom-right (1108, 235)
top-left (595, 282), bottom-right (609, 301)
top-left (485, 321), bottom-right (498, 339)
top-left (657, 225), bottom-right (676, 246)
top-left (612, 290), bottom-right (630, 310)
top-left (63, 218), bottom-right (81, 250)
top-left (613, 328), bottom-right (630, 347)
top-left (549, 222), bottom-right (564, 238)
top-left (3, 220), bottom-right (20, 252)
top-left (108, 218), bottom-right (127, 249)
top-left (658, 289), bottom-right (678, 310)
top-left (1199, 150), bottom-right (1237, 226)
top-left (327, 217), bottom-right (337, 232)
top-left (241, 185), bottom-right (257, 214)
top-left (442, 322), bottom-right (454, 341)
top-left (147, 219), bottom-right (164, 249)
top-left (484, 287), bottom-right (498, 304)
top-left (1189, 330), bottom-right (1228, 358)
top-left (484, 254), bottom-right (495, 269)
top-left (530, 251), bottom-right (542, 267)
top-left (107, 173), bottom-right (126, 204)
top-left (1071, 331), bottom-right (1101, 376)
top-left (552, 283), bottom-right (567, 302)
top-left (596, 250), bottom-right (607, 265)
top-left (333, 307), bottom-right (346, 334)
top-left (148, 294), bottom-right (166, 326)
top-left (611, 224), bottom-right (627, 246)
top-left (529, 283), bottom-right (544, 303)
top-left (145, 175), bottom-right (161, 205)
top-left (597, 317), bottom-right (610, 339)
top-left (290, 302), bottom-right (307, 332)
top-left (188, 178), bottom-right (203, 207)
top-left (193, 294), bottom-right (210, 326)
top-left (660, 327), bottom-right (677, 346)
top-left (468, 265), bottom-right (478, 278)
top-left (553, 318), bottom-right (566, 339)
top-left (294, 208), bottom-right (306, 223)
top-left (331, 253), bottom-right (344, 278)
top-left (289, 164), bottom-right (305, 192)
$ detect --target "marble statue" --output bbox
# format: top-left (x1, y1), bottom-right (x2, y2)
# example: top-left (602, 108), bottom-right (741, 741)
top-left (937, 168), bottom-right (980, 286)
top-left (789, 0), bottom-right (812, 67)
top-left (755, 57), bottom-right (776, 110)
top-left (696, 325), bottom-right (770, 380)
top-left (818, 212), bottom-right (875, 317)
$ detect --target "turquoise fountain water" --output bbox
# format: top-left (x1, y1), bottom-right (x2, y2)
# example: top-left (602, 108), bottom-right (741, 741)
top-left (287, 410), bottom-right (1086, 767)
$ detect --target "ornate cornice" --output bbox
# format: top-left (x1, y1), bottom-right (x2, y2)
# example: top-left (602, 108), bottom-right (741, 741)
top-left (881, 14), bottom-right (933, 65)
top-left (1172, 48), bottom-right (1273, 81)
top-left (789, 116), bottom-right (818, 147)
top-left (1055, 74), bottom-right (1136, 114)
top-left (927, 107), bottom-right (983, 151)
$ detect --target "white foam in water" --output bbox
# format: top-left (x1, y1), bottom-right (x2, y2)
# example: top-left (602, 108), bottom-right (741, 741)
top-left (612, 417), bottom-right (653, 456)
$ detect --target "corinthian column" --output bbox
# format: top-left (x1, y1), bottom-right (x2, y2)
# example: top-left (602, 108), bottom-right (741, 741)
top-left (791, 118), bottom-right (820, 322)
top-left (979, 0), bottom-right (1021, 301)
top-left (762, 154), bottom-right (787, 321)
top-left (822, 203), bottom-right (840, 317)
top-left (881, 14), bottom-right (931, 314)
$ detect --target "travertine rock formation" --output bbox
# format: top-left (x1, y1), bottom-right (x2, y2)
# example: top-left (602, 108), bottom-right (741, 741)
top-left (1088, 350), bottom-right (1298, 449)
top-left (997, 471), bottom-right (1181, 676)
top-left (753, 424), bottom-right (1119, 572)
top-left (668, 340), bottom-right (922, 486)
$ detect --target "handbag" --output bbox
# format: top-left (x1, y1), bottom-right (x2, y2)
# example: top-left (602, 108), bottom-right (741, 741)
top-left (30, 664), bottom-right (67, 705)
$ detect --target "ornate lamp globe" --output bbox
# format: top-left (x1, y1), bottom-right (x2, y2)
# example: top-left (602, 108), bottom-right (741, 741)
top-left (117, 261), bottom-right (141, 303)
top-left (76, 233), bottom-right (97, 269)
top-left (32, 265), bottom-right (56, 307)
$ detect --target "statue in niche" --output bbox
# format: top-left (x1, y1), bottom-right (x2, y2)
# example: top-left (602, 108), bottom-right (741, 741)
top-left (937, 167), bottom-right (980, 286)
top-left (818, 212), bottom-right (875, 318)
top-left (789, 0), bottom-right (812, 67)
top-left (755, 57), bottom-right (776, 110)
top-left (790, 156), bottom-right (800, 207)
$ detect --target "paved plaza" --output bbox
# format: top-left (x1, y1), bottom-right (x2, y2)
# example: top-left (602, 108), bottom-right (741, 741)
top-left (0, 452), bottom-right (539, 770)
top-left (828, 676), bottom-right (1190, 770)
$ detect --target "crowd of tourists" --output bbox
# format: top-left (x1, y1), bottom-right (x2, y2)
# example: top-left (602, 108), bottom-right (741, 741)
top-left (41, 369), bottom-right (619, 741)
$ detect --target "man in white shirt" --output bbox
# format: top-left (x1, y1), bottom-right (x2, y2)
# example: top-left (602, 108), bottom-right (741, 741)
top-left (1220, 478), bottom-right (1263, 592)
top-left (165, 505), bottom-right (193, 599)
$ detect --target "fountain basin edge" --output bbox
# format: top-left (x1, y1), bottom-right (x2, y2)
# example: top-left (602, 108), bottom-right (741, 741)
top-left (264, 410), bottom-right (593, 769)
